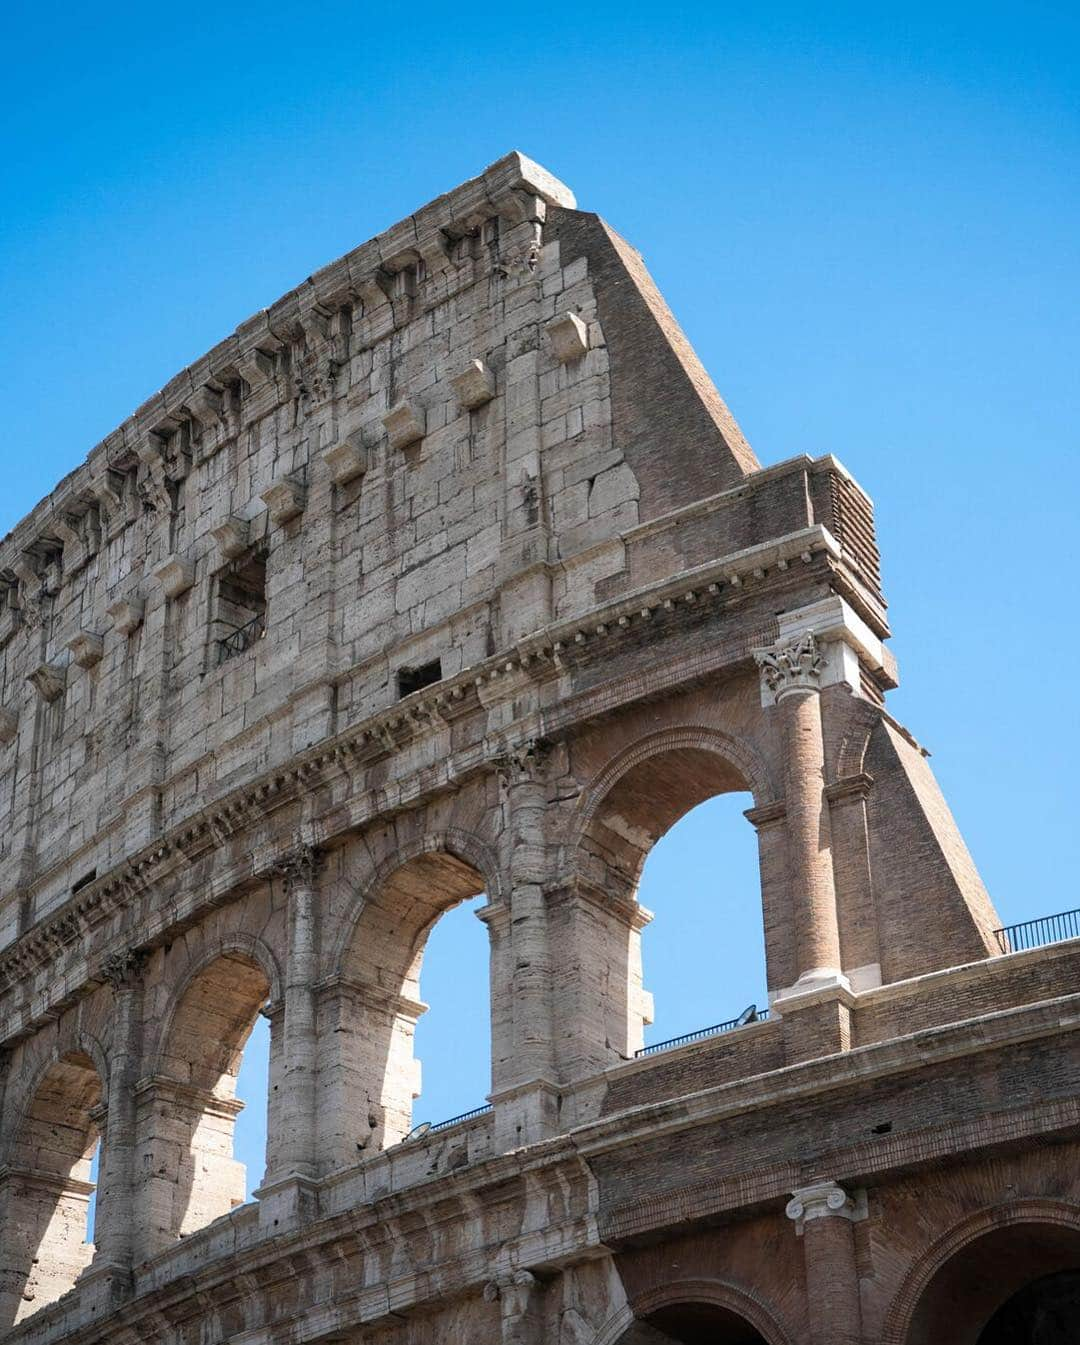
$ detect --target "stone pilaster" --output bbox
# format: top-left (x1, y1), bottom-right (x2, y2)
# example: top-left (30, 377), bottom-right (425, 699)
top-left (273, 844), bottom-right (322, 1180)
top-left (91, 948), bottom-right (147, 1288)
top-left (490, 740), bottom-right (559, 1146)
top-left (484, 1269), bottom-right (544, 1345)
top-left (786, 1179), bottom-right (866, 1345)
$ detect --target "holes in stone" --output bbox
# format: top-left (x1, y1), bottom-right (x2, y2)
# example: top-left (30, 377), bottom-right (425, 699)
top-left (398, 658), bottom-right (442, 698)
top-left (871, 1121), bottom-right (893, 1135)
top-left (71, 868), bottom-right (97, 894)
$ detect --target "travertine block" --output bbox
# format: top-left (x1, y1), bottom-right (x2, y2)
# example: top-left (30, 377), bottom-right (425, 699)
top-left (261, 477), bottom-right (307, 526)
top-left (322, 441), bottom-right (367, 486)
top-left (237, 348), bottom-right (274, 389)
top-left (67, 631), bottom-right (104, 669)
top-left (28, 662), bottom-right (66, 702)
top-left (545, 311), bottom-right (589, 362)
top-left (210, 517), bottom-right (250, 559)
top-left (105, 598), bottom-right (144, 636)
top-left (0, 707), bottom-right (17, 744)
top-left (451, 359), bottom-right (496, 410)
top-left (382, 400), bottom-right (426, 450)
top-left (154, 555), bottom-right (196, 599)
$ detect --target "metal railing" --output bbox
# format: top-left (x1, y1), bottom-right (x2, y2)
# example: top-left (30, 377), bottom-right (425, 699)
top-left (216, 612), bottom-right (266, 664)
top-left (429, 1104), bottom-right (493, 1133)
top-left (993, 907), bottom-right (1080, 954)
top-left (635, 1005), bottom-right (769, 1058)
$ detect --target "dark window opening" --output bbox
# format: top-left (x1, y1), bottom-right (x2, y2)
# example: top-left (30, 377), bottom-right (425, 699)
top-left (214, 551), bottom-right (267, 664)
top-left (398, 659), bottom-right (442, 698)
top-left (71, 869), bottom-right (97, 894)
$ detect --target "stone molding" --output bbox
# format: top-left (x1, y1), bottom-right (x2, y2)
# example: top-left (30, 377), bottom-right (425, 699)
top-left (67, 631), bottom-right (104, 669)
top-left (382, 399), bottom-right (425, 450)
top-left (152, 555), bottom-right (195, 599)
top-left (321, 440), bottom-right (366, 485)
top-left (451, 358), bottom-right (496, 410)
top-left (545, 311), bottom-right (590, 362)
top-left (260, 477), bottom-right (307, 526)
top-left (105, 598), bottom-right (144, 637)
top-left (27, 663), bottom-right (66, 703)
top-left (209, 517), bottom-right (250, 560)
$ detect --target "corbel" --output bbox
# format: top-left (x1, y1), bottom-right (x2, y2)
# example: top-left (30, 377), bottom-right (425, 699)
top-left (237, 348), bottom-right (276, 390)
top-left (355, 269), bottom-right (394, 314)
top-left (321, 439), bottom-right (367, 486)
top-left (209, 516), bottom-right (251, 560)
top-left (545, 311), bottom-right (590, 362)
top-left (153, 555), bottom-right (196, 599)
top-left (27, 663), bottom-right (66, 703)
top-left (451, 358), bottom-right (496, 410)
top-left (260, 476), bottom-right (307, 526)
top-left (67, 631), bottom-right (104, 669)
top-left (382, 399), bottom-right (425, 451)
top-left (186, 383), bottom-right (224, 427)
top-left (105, 597), bottom-right (145, 636)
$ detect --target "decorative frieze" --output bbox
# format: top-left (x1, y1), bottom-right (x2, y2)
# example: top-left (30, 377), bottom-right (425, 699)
top-left (382, 399), bottom-right (426, 450)
top-left (451, 358), bottom-right (496, 410)
top-left (27, 663), bottom-right (66, 703)
top-left (153, 555), bottom-right (196, 599)
top-left (105, 598), bottom-right (145, 637)
top-left (545, 311), bottom-right (589, 362)
top-left (261, 477), bottom-right (307, 526)
top-left (67, 631), bottom-right (104, 669)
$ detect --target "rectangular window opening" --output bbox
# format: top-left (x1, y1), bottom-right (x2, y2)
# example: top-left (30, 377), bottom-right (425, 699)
top-left (398, 659), bottom-right (442, 698)
top-left (214, 550), bottom-right (268, 664)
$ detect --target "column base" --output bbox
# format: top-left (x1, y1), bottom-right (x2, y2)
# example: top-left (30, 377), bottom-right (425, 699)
top-left (252, 1172), bottom-right (320, 1235)
top-left (77, 1259), bottom-right (133, 1316)
top-left (770, 980), bottom-right (856, 1064)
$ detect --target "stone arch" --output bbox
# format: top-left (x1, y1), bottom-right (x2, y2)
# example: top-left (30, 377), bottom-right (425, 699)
top-left (592, 1278), bottom-right (793, 1345)
top-left (317, 831), bottom-right (497, 1165)
top-left (136, 941), bottom-right (276, 1255)
top-left (0, 1049), bottom-right (106, 1328)
top-left (882, 1200), bottom-right (1080, 1345)
top-left (148, 931), bottom-right (283, 1079)
top-left (328, 826), bottom-right (503, 980)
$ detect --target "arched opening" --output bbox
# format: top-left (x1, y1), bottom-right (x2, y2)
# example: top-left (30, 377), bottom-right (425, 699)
top-left (328, 850), bottom-right (490, 1161)
top-left (0, 1053), bottom-right (103, 1327)
top-left (905, 1220), bottom-right (1080, 1345)
top-left (637, 793), bottom-right (766, 1048)
top-left (617, 1303), bottom-right (769, 1344)
top-left (139, 952), bottom-right (270, 1255)
top-left (578, 741), bottom-right (771, 1060)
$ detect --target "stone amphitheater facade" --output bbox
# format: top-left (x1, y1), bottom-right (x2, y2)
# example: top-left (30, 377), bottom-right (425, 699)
top-left (0, 153), bottom-right (1077, 1345)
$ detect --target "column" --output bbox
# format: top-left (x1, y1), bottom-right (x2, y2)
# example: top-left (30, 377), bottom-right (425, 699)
top-left (755, 632), bottom-right (844, 992)
top-left (276, 844), bottom-right (321, 1179)
top-left (92, 948), bottom-right (146, 1279)
top-left (786, 1179), bottom-right (865, 1345)
top-left (491, 740), bottom-right (559, 1147)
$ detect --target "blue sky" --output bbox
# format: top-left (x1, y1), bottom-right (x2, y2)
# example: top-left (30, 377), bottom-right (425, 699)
top-left (4, 2), bottom-right (1077, 1195)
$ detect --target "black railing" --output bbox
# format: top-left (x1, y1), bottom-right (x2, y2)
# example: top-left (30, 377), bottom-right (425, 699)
top-left (429, 1104), bottom-right (493, 1133)
top-left (994, 907), bottom-right (1080, 954)
top-left (635, 1006), bottom-right (769, 1058)
top-left (216, 612), bottom-right (266, 664)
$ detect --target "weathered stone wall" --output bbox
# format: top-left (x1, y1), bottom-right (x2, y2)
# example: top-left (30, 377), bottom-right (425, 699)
top-left (0, 153), bottom-right (1068, 1345)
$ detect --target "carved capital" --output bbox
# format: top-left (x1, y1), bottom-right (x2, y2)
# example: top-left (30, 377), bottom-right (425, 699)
top-left (493, 738), bottom-right (552, 787)
top-left (785, 1179), bottom-right (866, 1231)
top-left (272, 843), bottom-right (323, 891)
top-left (754, 631), bottom-right (823, 701)
top-left (101, 947), bottom-right (149, 990)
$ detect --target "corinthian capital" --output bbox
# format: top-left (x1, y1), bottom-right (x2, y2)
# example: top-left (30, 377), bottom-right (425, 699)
top-left (754, 631), bottom-right (823, 701)
top-left (273, 842), bottom-right (323, 891)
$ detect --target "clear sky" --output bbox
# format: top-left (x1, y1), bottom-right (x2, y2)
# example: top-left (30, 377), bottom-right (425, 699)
top-left (4, 2), bottom-right (1077, 1195)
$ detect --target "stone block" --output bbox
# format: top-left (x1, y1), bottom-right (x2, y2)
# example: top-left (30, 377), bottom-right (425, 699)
top-left (261, 477), bottom-right (307, 526)
top-left (66, 631), bottom-right (104, 669)
top-left (0, 707), bottom-right (17, 744)
top-left (451, 359), bottom-right (496, 410)
top-left (28, 662), bottom-right (66, 702)
top-left (209, 517), bottom-right (250, 560)
top-left (545, 311), bottom-right (589, 362)
top-left (105, 598), bottom-right (145, 636)
top-left (153, 555), bottom-right (196, 599)
top-left (321, 440), bottom-right (367, 486)
top-left (382, 399), bottom-right (426, 450)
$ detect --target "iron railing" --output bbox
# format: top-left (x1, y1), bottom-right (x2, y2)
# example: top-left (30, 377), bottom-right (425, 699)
top-left (216, 612), bottom-right (266, 664)
top-left (993, 907), bottom-right (1080, 954)
top-left (429, 1104), bottom-right (493, 1133)
top-left (635, 1006), bottom-right (769, 1058)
